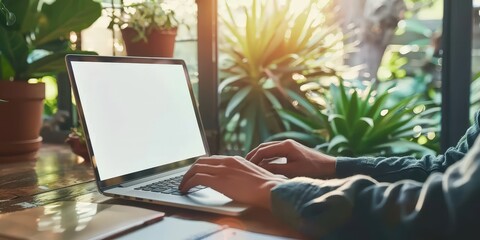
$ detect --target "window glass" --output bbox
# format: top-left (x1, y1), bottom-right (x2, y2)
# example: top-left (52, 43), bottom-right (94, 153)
top-left (217, 0), bottom-right (443, 156)
top-left (81, 0), bottom-right (199, 95)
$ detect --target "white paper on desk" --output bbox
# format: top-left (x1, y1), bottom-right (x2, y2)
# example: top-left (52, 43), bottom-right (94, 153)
top-left (118, 217), bottom-right (296, 240)
top-left (203, 228), bottom-right (296, 240)
top-left (0, 201), bottom-right (164, 240)
top-left (117, 217), bottom-right (224, 240)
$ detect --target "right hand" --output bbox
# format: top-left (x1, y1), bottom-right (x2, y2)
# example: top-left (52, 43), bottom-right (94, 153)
top-left (179, 155), bottom-right (286, 210)
top-left (245, 139), bottom-right (337, 179)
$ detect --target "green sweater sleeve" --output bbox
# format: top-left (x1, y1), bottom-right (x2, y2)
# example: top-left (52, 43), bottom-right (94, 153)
top-left (271, 136), bottom-right (480, 239)
top-left (335, 111), bottom-right (480, 182)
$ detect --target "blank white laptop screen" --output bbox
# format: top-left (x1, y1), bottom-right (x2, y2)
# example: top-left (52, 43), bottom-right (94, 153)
top-left (70, 61), bottom-right (207, 180)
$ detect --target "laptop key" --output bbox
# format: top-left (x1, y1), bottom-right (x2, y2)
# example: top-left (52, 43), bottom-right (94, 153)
top-left (170, 190), bottom-right (183, 195)
top-left (161, 189), bottom-right (176, 194)
top-left (135, 175), bottom-right (201, 195)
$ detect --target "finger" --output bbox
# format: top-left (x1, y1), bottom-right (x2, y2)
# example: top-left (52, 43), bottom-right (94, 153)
top-left (194, 156), bottom-right (230, 165)
top-left (232, 156), bottom-right (276, 175)
top-left (186, 156), bottom-right (272, 185)
top-left (212, 156), bottom-right (268, 176)
top-left (257, 157), bottom-right (287, 165)
top-left (248, 142), bottom-right (293, 165)
top-left (245, 141), bottom-right (281, 159)
top-left (179, 173), bottom-right (219, 193)
top-left (180, 164), bottom-right (225, 189)
top-left (258, 162), bottom-right (297, 178)
top-left (180, 169), bottom-right (250, 195)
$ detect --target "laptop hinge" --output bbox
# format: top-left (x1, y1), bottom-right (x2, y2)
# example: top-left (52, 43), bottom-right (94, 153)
top-left (119, 166), bottom-right (189, 188)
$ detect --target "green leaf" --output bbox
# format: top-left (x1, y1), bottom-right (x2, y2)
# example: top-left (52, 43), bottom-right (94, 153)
top-left (0, 54), bottom-right (14, 79)
top-left (330, 83), bottom-right (346, 115)
top-left (365, 90), bottom-right (390, 119)
top-left (357, 83), bottom-right (374, 116)
top-left (403, 19), bottom-right (432, 38)
top-left (286, 89), bottom-right (319, 115)
top-left (225, 86), bottom-right (252, 118)
top-left (278, 109), bottom-right (316, 131)
top-left (328, 135), bottom-right (348, 153)
top-left (408, 39), bottom-right (431, 46)
top-left (0, 25), bottom-right (28, 78)
top-left (416, 106), bottom-right (441, 117)
top-left (375, 95), bottom-right (417, 126)
top-left (219, 74), bottom-right (246, 93)
top-left (35, 0), bottom-right (102, 46)
top-left (257, 104), bottom-right (272, 142)
top-left (288, 2), bottom-right (310, 50)
top-left (268, 131), bottom-right (322, 147)
top-left (350, 117), bottom-right (374, 148)
top-left (329, 114), bottom-right (348, 136)
top-left (346, 90), bottom-right (360, 124)
top-left (264, 90), bottom-right (283, 110)
top-left (243, 102), bottom-right (257, 152)
top-left (338, 79), bottom-right (350, 115)
top-left (1, 0), bottom-right (38, 32)
top-left (24, 50), bottom-right (97, 78)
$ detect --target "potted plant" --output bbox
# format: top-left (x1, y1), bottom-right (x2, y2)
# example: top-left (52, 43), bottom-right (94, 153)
top-left (110, 0), bottom-right (179, 57)
top-left (219, 0), bottom-right (346, 154)
top-left (0, 0), bottom-right (101, 162)
top-left (66, 126), bottom-right (90, 162)
top-left (270, 78), bottom-right (440, 157)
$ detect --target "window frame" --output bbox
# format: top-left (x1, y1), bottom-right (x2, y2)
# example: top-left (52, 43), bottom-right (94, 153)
top-left (441, 0), bottom-right (472, 152)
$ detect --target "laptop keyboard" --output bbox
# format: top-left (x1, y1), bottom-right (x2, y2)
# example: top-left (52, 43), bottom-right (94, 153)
top-left (134, 175), bottom-right (207, 195)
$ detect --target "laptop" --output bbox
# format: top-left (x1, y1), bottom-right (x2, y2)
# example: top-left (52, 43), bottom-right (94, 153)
top-left (65, 54), bottom-right (249, 216)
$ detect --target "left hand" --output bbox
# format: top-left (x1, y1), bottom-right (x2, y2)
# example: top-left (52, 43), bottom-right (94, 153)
top-left (179, 155), bottom-right (287, 210)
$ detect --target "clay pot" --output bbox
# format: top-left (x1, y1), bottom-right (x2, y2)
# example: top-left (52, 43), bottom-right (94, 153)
top-left (121, 27), bottom-right (177, 57)
top-left (0, 82), bottom-right (45, 162)
top-left (65, 134), bottom-right (90, 162)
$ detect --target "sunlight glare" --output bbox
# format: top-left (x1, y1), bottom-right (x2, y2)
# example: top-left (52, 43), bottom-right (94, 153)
top-left (427, 132), bottom-right (436, 140)
top-left (413, 105), bottom-right (426, 114)
top-left (418, 135), bottom-right (428, 145)
top-left (414, 125), bottom-right (422, 133)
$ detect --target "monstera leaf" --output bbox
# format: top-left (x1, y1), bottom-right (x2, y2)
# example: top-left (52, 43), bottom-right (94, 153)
top-left (0, 0), bottom-right (101, 80)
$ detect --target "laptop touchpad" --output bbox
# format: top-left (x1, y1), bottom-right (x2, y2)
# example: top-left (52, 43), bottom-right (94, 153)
top-left (187, 188), bottom-right (233, 206)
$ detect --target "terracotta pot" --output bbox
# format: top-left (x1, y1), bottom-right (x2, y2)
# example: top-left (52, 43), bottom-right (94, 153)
top-left (121, 27), bottom-right (177, 57)
top-left (0, 81), bottom-right (45, 162)
top-left (65, 134), bottom-right (90, 162)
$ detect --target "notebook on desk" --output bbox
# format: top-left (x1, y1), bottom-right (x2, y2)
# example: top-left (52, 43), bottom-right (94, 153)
top-left (65, 55), bottom-right (248, 216)
top-left (0, 201), bottom-right (164, 240)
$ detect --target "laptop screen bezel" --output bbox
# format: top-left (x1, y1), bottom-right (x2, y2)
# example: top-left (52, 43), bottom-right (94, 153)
top-left (65, 54), bottom-right (210, 190)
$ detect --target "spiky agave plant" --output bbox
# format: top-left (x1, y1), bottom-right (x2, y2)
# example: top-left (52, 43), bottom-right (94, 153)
top-left (271, 78), bottom-right (439, 157)
top-left (219, 0), bottom-right (346, 154)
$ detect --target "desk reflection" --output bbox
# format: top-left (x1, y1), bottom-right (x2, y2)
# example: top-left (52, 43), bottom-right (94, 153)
top-left (0, 144), bottom-right (96, 213)
top-left (0, 201), bottom-right (163, 240)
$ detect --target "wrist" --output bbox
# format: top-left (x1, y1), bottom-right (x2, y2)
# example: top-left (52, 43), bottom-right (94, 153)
top-left (261, 178), bottom-right (287, 211)
top-left (326, 156), bottom-right (337, 178)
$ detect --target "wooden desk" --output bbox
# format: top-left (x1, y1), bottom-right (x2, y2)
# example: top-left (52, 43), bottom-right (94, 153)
top-left (0, 144), bottom-right (304, 239)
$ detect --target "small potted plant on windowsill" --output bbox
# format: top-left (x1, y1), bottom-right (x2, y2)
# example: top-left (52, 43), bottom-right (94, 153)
top-left (66, 126), bottom-right (90, 162)
top-left (0, 0), bottom-right (101, 162)
top-left (110, 0), bottom-right (179, 57)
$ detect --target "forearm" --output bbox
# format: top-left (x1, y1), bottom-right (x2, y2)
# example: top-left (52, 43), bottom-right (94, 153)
top-left (271, 137), bottom-right (480, 239)
top-left (335, 113), bottom-right (480, 182)
top-left (271, 176), bottom-right (377, 239)
top-left (335, 154), bottom-right (441, 182)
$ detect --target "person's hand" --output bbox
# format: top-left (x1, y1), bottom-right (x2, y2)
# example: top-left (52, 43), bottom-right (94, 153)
top-left (179, 156), bottom-right (287, 210)
top-left (246, 139), bottom-right (337, 179)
